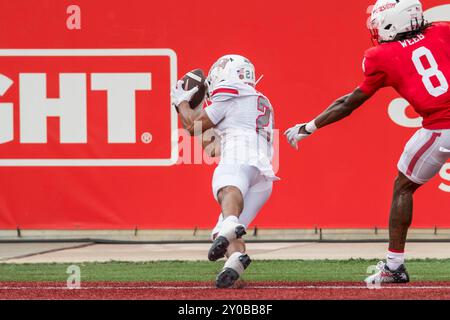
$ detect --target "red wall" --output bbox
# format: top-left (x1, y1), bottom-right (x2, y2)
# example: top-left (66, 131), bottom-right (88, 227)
top-left (0, 0), bottom-right (448, 230)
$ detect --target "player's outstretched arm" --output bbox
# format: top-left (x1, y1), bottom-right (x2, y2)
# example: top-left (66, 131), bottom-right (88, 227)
top-left (284, 88), bottom-right (371, 150)
top-left (314, 88), bottom-right (371, 129)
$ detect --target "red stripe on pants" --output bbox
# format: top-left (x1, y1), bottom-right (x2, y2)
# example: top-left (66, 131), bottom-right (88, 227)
top-left (406, 132), bottom-right (441, 176)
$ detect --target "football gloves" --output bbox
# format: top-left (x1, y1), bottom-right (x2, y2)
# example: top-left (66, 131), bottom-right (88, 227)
top-left (284, 123), bottom-right (311, 150)
top-left (171, 80), bottom-right (199, 108)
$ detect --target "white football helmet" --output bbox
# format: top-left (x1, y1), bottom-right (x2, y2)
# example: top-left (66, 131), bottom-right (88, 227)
top-left (206, 54), bottom-right (256, 96)
top-left (369, 0), bottom-right (426, 43)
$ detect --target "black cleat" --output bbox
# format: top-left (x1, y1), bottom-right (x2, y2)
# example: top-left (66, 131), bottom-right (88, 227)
top-left (216, 268), bottom-right (240, 288)
top-left (235, 225), bottom-right (247, 238)
top-left (215, 254), bottom-right (252, 288)
top-left (208, 225), bottom-right (247, 261)
top-left (239, 254), bottom-right (252, 269)
top-left (388, 264), bottom-right (410, 283)
top-left (208, 236), bottom-right (229, 261)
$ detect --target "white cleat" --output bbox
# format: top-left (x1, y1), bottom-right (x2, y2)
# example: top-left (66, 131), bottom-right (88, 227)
top-left (365, 261), bottom-right (410, 288)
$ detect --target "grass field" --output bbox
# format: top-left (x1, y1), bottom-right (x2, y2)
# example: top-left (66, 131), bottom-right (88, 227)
top-left (1, 259), bottom-right (450, 282)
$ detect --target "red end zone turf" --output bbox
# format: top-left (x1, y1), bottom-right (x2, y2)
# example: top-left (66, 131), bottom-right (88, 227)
top-left (1, 281), bottom-right (450, 300)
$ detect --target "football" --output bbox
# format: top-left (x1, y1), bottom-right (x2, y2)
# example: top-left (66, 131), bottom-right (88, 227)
top-left (181, 68), bottom-right (207, 109)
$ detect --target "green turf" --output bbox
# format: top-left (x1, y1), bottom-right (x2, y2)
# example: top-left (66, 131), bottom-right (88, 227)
top-left (1, 259), bottom-right (449, 282)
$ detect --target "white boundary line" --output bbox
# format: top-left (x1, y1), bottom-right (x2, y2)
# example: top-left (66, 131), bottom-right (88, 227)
top-left (1, 285), bottom-right (450, 290)
top-left (0, 48), bottom-right (178, 167)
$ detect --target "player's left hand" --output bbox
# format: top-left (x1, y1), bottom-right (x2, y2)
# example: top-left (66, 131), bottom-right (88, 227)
top-left (284, 123), bottom-right (311, 150)
top-left (171, 80), bottom-right (199, 107)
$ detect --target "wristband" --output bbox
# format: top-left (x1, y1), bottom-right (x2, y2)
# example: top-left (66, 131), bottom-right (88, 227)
top-left (305, 120), bottom-right (317, 134)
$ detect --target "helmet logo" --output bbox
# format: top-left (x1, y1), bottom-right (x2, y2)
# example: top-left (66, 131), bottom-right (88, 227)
top-left (217, 58), bottom-right (229, 69)
top-left (373, 2), bottom-right (397, 15)
top-left (238, 68), bottom-right (245, 80)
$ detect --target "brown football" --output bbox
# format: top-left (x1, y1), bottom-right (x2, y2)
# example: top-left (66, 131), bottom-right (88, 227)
top-left (181, 69), bottom-right (207, 109)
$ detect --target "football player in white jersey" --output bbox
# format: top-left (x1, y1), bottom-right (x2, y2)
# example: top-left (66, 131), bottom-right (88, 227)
top-left (171, 55), bottom-right (278, 288)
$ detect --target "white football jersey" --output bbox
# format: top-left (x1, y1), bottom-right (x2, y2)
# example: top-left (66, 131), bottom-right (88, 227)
top-left (205, 80), bottom-right (278, 180)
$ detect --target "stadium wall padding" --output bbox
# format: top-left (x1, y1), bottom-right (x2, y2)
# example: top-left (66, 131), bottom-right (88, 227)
top-left (0, 0), bottom-right (449, 230)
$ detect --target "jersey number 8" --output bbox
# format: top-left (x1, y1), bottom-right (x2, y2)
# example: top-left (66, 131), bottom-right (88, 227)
top-left (412, 46), bottom-right (449, 97)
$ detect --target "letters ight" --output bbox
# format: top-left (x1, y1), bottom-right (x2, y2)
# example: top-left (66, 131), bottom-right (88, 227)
top-left (0, 73), bottom-right (152, 144)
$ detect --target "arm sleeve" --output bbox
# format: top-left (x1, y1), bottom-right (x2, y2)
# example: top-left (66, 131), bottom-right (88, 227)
top-left (204, 101), bottom-right (229, 125)
top-left (358, 54), bottom-right (387, 96)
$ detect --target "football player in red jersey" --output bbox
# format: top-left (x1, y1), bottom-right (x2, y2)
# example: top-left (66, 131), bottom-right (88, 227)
top-left (285, 0), bottom-right (450, 285)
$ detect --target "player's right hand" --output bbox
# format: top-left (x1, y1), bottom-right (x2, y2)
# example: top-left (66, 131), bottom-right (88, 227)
top-left (171, 80), bottom-right (199, 107)
top-left (284, 123), bottom-right (311, 150)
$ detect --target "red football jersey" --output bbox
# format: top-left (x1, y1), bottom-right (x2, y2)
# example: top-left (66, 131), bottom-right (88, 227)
top-left (359, 23), bottom-right (450, 130)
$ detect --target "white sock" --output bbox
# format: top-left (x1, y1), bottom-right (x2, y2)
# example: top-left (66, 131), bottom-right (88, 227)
top-left (223, 252), bottom-right (245, 276)
top-left (217, 216), bottom-right (242, 241)
top-left (222, 215), bottom-right (239, 225)
top-left (386, 250), bottom-right (405, 271)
